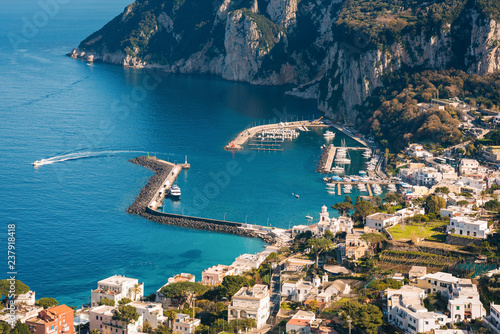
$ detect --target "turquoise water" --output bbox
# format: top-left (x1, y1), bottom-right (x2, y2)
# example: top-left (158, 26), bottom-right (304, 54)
top-left (0, 0), bottom-right (367, 306)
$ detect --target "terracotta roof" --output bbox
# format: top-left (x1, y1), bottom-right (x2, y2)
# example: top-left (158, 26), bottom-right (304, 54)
top-left (287, 319), bottom-right (311, 326)
top-left (48, 305), bottom-right (73, 316)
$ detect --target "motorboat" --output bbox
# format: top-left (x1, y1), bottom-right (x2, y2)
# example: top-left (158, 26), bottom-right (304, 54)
top-left (306, 214), bottom-right (313, 220)
top-left (32, 160), bottom-right (43, 168)
top-left (323, 130), bottom-right (335, 138)
top-left (330, 165), bottom-right (344, 173)
top-left (326, 183), bottom-right (336, 187)
top-left (170, 185), bottom-right (181, 198)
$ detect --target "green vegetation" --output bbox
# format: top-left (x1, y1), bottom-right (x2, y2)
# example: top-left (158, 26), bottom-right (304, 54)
top-left (340, 301), bottom-right (383, 334)
top-left (0, 280), bottom-right (29, 303)
top-left (353, 197), bottom-right (378, 222)
top-left (484, 199), bottom-right (500, 211)
top-left (112, 305), bottom-right (140, 325)
top-left (368, 278), bottom-right (402, 291)
top-left (360, 232), bottom-right (386, 243)
top-left (35, 297), bottom-right (58, 309)
top-left (332, 202), bottom-right (354, 216)
top-left (424, 194), bottom-right (446, 215)
top-left (203, 275), bottom-right (255, 300)
top-left (378, 250), bottom-right (461, 268)
top-left (388, 221), bottom-right (446, 241)
top-left (478, 274), bottom-right (500, 311)
top-left (98, 298), bottom-right (116, 306)
top-left (423, 293), bottom-right (447, 312)
top-left (306, 238), bottom-right (333, 266)
top-left (160, 282), bottom-right (208, 302)
top-left (118, 297), bottom-right (133, 305)
top-left (240, 9), bottom-right (282, 51)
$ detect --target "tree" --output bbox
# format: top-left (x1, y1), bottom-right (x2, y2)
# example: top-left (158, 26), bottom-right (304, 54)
top-left (12, 322), bottom-right (29, 334)
top-left (332, 202), bottom-right (354, 216)
top-left (112, 305), bottom-right (140, 325)
top-left (424, 194), bottom-right (446, 214)
top-left (153, 324), bottom-right (171, 334)
top-left (353, 198), bottom-right (377, 222)
top-left (118, 298), bottom-right (133, 305)
top-left (142, 320), bottom-right (152, 334)
top-left (163, 310), bottom-right (177, 330)
top-left (131, 283), bottom-right (142, 300)
top-left (484, 199), bottom-right (500, 211)
top-left (220, 275), bottom-right (254, 298)
top-left (324, 230), bottom-right (335, 240)
top-left (160, 282), bottom-right (207, 303)
top-left (434, 186), bottom-right (450, 195)
top-left (35, 297), bottom-right (58, 309)
top-left (98, 298), bottom-right (115, 306)
top-left (384, 192), bottom-right (404, 205)
top-left (0, 322), bottom-right (11, 334)
top-left (457, 200), bottom-right (469, 207)
top-left (341, 302), bottom-right (383, 334)
top-left (344, 196), bottom-right (352, 204)
top-left (306, 238), bottom-right (333, 267)
top-left (0, 280), bottom-right (29, 305)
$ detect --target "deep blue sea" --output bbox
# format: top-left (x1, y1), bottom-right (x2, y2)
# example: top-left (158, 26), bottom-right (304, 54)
top-left (0, 0), bottom-right (367, 306)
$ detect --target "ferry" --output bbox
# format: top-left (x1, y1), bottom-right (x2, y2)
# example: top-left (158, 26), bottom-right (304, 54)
top-left (323, 130), bottom-right (335, 138)
top-left (170, 185), bottom-right (181, 198)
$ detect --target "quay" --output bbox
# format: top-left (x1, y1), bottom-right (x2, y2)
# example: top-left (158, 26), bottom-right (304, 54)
top-left (127, 156), bottom-right (279, 244)
top-left (225, 120), bottom-right (327, 151)
top-left (331, 123), bottom-right (369, 147)
top-left (317, 145), bottom-right (336, 173)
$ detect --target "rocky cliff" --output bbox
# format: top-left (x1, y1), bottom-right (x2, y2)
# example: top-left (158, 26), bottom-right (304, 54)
top-left (72, 0), bottom-right (500, 124)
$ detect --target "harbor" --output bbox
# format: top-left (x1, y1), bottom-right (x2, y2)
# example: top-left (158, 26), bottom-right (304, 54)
top-left (224, 120), bottom-right (328, 151)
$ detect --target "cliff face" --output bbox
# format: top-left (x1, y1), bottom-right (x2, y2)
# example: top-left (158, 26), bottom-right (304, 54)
top-left (72, 0), bottom-right (500, 123)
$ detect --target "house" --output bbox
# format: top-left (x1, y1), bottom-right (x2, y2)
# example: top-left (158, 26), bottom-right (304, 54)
top-left (386, 286), bottom-right (449, 333)
top-left (281, 278), bottom-right (314, 302)
top-left (0, 305), bottom-right (43, 324)
top-left (409, 266), bottom-right (427, 280)
top-left (413, 272), bottom-right (459, 298)
top-left (447, 216), bottom-right (490, 239)
top-left (283, 258), bottom-right (315, 272)
top-left (89, 305), bottom-right (142, 334)
top-left (406, 144), bottom-right (434, 159)
top-left (394, 207), bottom-right (425, 222)
top-left (167, 273), bottom-right (195, 285)
top-left (14, 290), bottom-right (36, 306)
top-left (447, 279), bottom-right (486, 323)
top-left (459, 159), bottom-right (487, 176)
top-left (127, 301), bottom-right (166, 328)
top-left (201, 264), bottom-right (235, 285)
top-left (228, 285), bottom-right (270, 329)
top-left (440, 206), bottom-right (476, 218)
top-left (292, 207), bottom-right (353, 237)
top-left (286, 311), bottom-right (316, 334)
top-left (91, 275), bottom-right (144, 307)
top-left (26, 305), bottom-right (74, 334)
top-left (344, 230), bottom-right (369, 260)
top-left (231, 253), bottom-right (266, 274)
top-left (172, 313), bottom-right (201, 334)
top-left (365, 213), bottom-right (399, 231)
top-left (414, 167), bottom-right (443, 187)
top-left (483, 146), bottom-right (500, 162)
top-left (490, 303), bottom-right (500, 330)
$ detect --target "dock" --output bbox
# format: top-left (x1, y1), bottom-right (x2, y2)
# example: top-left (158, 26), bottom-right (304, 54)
top-left (330, 123), bottom-right (369, 147)
top-left (317, 145), bottom-right (337, 173)
top-left (225, 120), bottom-right (327, 151)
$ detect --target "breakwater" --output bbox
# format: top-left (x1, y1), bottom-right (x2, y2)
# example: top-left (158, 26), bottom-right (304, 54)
top-left (127, 156), bottom-right (277, 244)
top-left (316, 145), bottom-right (336, 173)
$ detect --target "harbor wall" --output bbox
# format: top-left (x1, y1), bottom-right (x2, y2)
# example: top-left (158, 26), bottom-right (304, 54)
top-left (128, 156), bottom-right (276, 243)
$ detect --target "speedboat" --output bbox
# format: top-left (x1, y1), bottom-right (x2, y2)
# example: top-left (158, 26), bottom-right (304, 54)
top-left (170, 185), bottom-right (181, 198)
top-left (326, 183), bottom-right (336, 187)
top-left (32, 160), bottom-right (43, 168)
top-left (306, 215), bottom-right (313, 220)
top-left (324, 130), bottom-right (335, 138)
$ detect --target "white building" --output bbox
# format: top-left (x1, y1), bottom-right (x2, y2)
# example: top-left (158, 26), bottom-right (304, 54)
top-left (440, 206), bottom-right (476, 218)
top-left (14, 290), bottom-right (36, 306)
top-left (414, 167), bottom-right (443, 187)
top-left (167, 273), bottom-right (195, 285)
top-left (447, 216), bottom-right (490, 239)
top-left (91, 276), bottom-right (144, 307)
top-left (394, 207), bottom-right (425, 222)
top-left (406, 144), bottom-right (434, 159)
top-left (228, 285), bottom-right (270, 329)
top-left (201, 265), bottom-right (235, 286)
top-left (459, 159), bottom-right (488, 176)
top-left (231, 253), bottom-right (266, 274)
top-left (286, 311), bottom-right (316, 334)
top-left (292, 206), bottom-right (353, 237)
top-left (365, 213), bottom-right (399, 231)
top-left (413, 272), bottom-right (459, 298)
top-left (281, 278), bottom-right (315, 302)
top-left (173, 313), bottom-right (201, 334)
top-left (89, 305), bottom-right (143, 334)
top-left (386, 286), bottom-right (449, 333)
top-left (447, 279), bottom-right (486, 323)
top-left (490, 303), bottom-right (500, 330)
top-left (128, 301), bottom-right (167, 328)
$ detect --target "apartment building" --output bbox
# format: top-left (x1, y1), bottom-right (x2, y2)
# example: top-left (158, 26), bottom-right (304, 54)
top-left (26, 305), bottom-right (74, 334)
top-left (91, 276), bottom-right (144, 307)
top-left (228, 285), bottom-right (270, 329)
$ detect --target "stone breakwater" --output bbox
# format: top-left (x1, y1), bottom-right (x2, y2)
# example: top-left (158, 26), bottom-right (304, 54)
top-left (316, 144), bottom-right (334, 173)
top-left (128, 156), bottom-right (277, 244)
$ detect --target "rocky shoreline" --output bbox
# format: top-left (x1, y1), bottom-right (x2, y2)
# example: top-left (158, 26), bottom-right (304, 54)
top-left (128, 156), bottom-right (276, 244)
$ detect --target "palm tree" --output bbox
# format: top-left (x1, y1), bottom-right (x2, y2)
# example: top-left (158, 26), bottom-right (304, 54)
top-left (130, 284), bottom-right (142, 301)
top-left (163, 310), bottom-right (177, 330)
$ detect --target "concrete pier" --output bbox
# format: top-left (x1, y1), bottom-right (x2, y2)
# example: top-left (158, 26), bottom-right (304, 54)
top-left (367, 183), bottom-right (373, 196)
top-left (225, 120), bottom-right (327, 151)
top-left (317, 145), bottom-right (336, 173)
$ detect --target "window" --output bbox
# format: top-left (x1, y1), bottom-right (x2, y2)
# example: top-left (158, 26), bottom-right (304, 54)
top-left (96, 316), bottom-right (98, 320)
top-left (456, 306), bottom-right (460, 310)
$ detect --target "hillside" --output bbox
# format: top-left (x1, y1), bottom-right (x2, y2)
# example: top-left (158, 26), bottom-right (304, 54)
top-left (71, 0), bottom-right (500, 127)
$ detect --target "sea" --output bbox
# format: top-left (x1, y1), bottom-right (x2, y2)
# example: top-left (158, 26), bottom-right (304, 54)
top-left (0, 0), bottom-right (368, 306)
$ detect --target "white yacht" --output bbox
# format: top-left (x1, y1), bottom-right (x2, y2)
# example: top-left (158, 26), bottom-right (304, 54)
top-left (330, 165), bottom-right (344, 173)
top-left (343, 184), bottom-right (352, 193)
top-left (170, 185), bottom-right (181, 198)
top-left (387, 184), bottom-right (397, 192)
top-left (306, 214), bottom-right (313, 220)
top-left (357, 183), bottom-right (367, 192)
top-left (32, 160), bottom-right (43, 168)
top-left (323, 130), bottom-right (335, 138)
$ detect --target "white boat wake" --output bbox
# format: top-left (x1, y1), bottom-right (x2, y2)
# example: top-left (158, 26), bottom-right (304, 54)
top-left (32, 150), bottom-right (152, 168)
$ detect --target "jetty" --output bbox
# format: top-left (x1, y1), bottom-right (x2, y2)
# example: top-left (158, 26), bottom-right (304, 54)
top-left (127, 156), bottom-right (278, 244)
top-left (331, 123), bottom-right (369, 147)
top-left (225, 120), bottom-right (327, 151)
top-left (317, 145), bottom-right (336, 173)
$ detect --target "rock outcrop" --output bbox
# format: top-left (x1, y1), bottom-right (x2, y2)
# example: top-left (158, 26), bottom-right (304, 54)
top-left (71, 0), bottom-right (500, 123)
